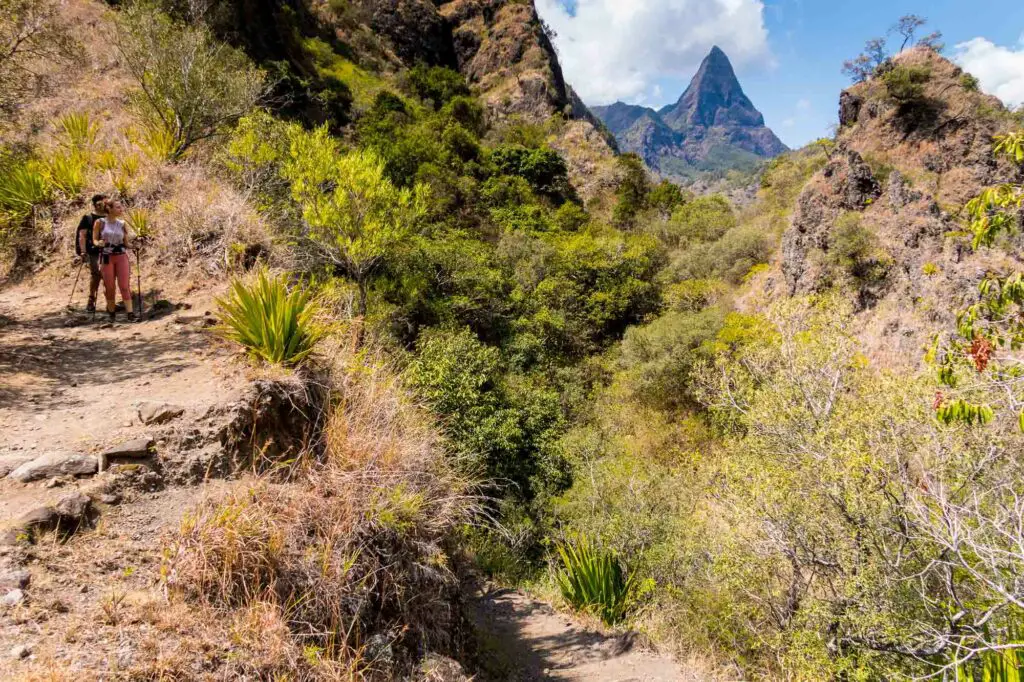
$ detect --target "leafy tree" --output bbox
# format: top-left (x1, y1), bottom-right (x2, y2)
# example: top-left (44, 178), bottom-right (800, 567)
top-left (403, 65), bottom-right (470, 110)
top-left (965, 132), bottom-right (1024, 248)
top-left (283, 126), bottom-right (428, 330)
top-left (647, 180), bottom-right (688, 219)
top-left (491, 144), bottom-right (573, 202)
top-left (612, 153), bottom-right (650, 227)
top-left (116, 5), bottom-right (269, 160)
top-left (661, 194), bottom-right (736, 248)
top-left (0, 0), bottom-right (73, 123)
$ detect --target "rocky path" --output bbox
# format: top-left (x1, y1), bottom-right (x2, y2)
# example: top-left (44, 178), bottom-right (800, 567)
top-left (0, 282), bottom-right (245, 531)
top-left (472, 587), bottom-right (697, 681)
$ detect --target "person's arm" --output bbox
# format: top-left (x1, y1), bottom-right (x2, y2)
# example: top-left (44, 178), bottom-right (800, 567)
top-left (123, 223), bottom-right (132, 249)
top-left (76, 216), bottom-right (88, 256)
top-left (92, 218), bottom-right (104, 247)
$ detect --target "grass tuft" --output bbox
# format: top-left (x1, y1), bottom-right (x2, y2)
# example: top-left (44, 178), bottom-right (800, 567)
top-left (556, 534), bottom-right (636, 626)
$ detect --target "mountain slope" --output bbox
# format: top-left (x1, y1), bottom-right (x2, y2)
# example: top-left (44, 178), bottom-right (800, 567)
top-left (593, 46), bottom-right (787, 183)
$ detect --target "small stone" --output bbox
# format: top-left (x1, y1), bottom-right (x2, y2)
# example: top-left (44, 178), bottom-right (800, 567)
top-left (99, 493), bottom-right (122, 505)
top-left (137, 402), bottom-right (185, 426)
top-left (99, 438), bottom-right (154, 472)
top-left (44, 477), bottom-right (63, 489)
top-left (79, 585), bottom-right (89, 594)
top-left (122, 421), bottom-right (132, 428)
top-left (54, 492), bottom-right (90, 521)
top-left (10, 644), bottom-right (30, 659)
top-left (2, 589), bottom-right (25, 607)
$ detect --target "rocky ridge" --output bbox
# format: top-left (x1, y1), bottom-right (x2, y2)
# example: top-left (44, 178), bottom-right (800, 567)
top-left (755, 47), bottom-right (1024, 365)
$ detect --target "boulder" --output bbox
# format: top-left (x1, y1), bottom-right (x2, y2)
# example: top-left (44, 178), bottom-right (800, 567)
top-left (99, 438), bottom-right (155, 471)
top-left (137, 402), bottom-right (185, 425)
top-left (8, 452), bottom-right (97, 483)
top-left (18, 507), bottom-right (57, 529)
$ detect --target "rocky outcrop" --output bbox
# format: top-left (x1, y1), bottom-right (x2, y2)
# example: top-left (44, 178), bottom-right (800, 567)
top-left (774, 47), bottom-right (1024, 362)
top-left (438, 0), bottom-right (618, 200)
top-left (593, 47), bottom-right (787, 182)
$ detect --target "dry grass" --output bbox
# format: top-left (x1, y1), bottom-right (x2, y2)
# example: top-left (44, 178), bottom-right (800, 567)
top-left (159, 340), bottom-right (480, 680)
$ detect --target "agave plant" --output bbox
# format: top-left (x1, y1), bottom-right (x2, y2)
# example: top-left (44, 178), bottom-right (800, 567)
top-left (125, 207), bottom-right (154, 240)
top-left (46, 151), bottom-right (87, 198)
top-left (216, 269), bottom-right (323, 366)
top-left (57, 112), bottom-right (99, 151)
top-left (0, 164), bottom-right (52, 224)
top-left (556, 534), bottom-right (636, 626)
top-left (954, 620), bottom-right (1024, 682)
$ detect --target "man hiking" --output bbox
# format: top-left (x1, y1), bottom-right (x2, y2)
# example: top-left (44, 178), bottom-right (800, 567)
top-left (75, 194), bottom-right (107, 313)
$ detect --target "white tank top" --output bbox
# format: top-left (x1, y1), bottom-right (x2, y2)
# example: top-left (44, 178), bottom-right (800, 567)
top-left (99, 219), bottom-right (126, 247)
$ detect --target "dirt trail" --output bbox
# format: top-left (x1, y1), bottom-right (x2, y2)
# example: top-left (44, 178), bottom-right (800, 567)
top-left (473, 587), bottom-right (697, 681)
top-left (0, 279), bottom-right (245, 527)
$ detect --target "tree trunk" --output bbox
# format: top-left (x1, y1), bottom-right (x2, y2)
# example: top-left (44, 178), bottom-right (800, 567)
top-left (354, 277), bottom-right (367, 350)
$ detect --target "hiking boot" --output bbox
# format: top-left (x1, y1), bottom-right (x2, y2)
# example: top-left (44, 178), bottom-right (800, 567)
top-left (108, 311), bottom-right (116, 323)
top-left (86, 299), bottom-right (96, 313)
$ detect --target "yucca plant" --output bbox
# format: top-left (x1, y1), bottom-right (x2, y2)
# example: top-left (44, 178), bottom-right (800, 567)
top-left (955, 620), bottom-right (1024, 682)
top-left (57, 112), bottom-right (99, 151)
top-left (95, 149), bottom-right (119, 172)
top-left (0, 164), bottom-right (52, 223)
top-left (216, 269), bottom-right (323, 366)
top-left (46, 151), bottom-right (87, 197)
top-left (133, 123), bottom-right (179, 162)
top-left (125, 207), bottom-right (154, 240)
top-left (556, 534), bottom-right (636, 626)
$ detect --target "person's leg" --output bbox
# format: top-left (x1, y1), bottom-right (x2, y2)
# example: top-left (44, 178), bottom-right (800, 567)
top-left (87, 253), bottom-right (102, 311)
top-left (114, 254), bottom-right (133, 314)
top-left (101, 255), bottom-right (116, 314)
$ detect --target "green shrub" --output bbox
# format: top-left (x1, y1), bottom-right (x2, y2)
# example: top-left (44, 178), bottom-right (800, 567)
top-left (57, 112), bottom-right (98, 151)
top-left (45, 151), bottom-right (86, 197)
top-left (612, 153), bottom-right (650, 227)
top-left (960, 73), bottom-right (981, 92)
top-left (828, 212), bottom-right (889, 284)
top-left (662, 194), bottom-right (736, 247)
top-left (0, 163), bottom-right (51, 225)
top-left (216, 269), bottom-right (322, 366)
top-left (882, 64), bottom-right (931, 103)
top-left (556, 534), bottom-right (636, 626)
top-left (403, 65), bottom-right (470, 110)
top-left (491, 144), bottom-right (573, 201)
top-left (116, 5), bottom-right (268, 160)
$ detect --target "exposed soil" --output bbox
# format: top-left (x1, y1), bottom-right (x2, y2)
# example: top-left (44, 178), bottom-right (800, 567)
top-left (472, 586), bottom-right (694, 681)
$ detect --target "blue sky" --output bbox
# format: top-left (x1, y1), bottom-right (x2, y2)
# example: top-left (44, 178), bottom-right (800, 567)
top-left (536, 0), bottom-right (1024, 149)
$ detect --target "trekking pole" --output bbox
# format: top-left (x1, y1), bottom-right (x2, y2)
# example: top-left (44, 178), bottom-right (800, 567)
top-left (67, 258), bottom-right (85, 311)
top-left (135, 245), bottom-right (144, 318)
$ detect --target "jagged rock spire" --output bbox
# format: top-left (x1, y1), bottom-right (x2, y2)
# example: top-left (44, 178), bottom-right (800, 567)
top-left (659, 46), bottom-right (765, 129)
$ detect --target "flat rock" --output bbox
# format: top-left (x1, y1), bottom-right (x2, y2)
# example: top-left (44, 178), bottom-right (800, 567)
top-left (8, 452), bottom-right (97, 483)
top-left (1, 588), bottom-right (25, 607)
top-left (99, 438), bottom-right (155, 471)
top-left (0, 570), bottom-right (30, 590)
top-left (137, 401), bottom-right (185, 425)
top-left (18, 506), bottom-right (57, 529)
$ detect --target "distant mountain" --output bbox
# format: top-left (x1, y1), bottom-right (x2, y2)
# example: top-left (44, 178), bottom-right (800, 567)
top-left (592, 46), bottom-right (787, 183)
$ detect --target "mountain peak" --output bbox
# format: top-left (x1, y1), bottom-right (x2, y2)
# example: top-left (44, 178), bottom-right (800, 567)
top-left (660, 46), bottom-right (763, 129)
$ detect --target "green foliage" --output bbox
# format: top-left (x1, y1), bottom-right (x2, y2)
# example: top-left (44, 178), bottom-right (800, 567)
top-left (882, 64), bottom-right (932, 103)
top-left (44, 151), bottom-right (85, 197)
top-left (403, 65), bottom-right (470, 110)
top-left (827, 212), bottom-right (890, 285)
top-left (116, 5), bottom-right (267, 160)
top-left (961, 72), bottom-right (981, 93)
top-left (671, 223), bottom-right (774, 284)
top-left (57, 112), bottom-right (98, 151)
top-left (647, 180), bottom-right (688, 218)
top-left (612, 153), bottom-right (650, 227)
top-left (491, 144), bottom-right (573, 202)
top-left (283, 127), bottom-right (427, 316)
top-left (0, 162), bottom-right (51, 227)
top-left (967, 132), bottom-right (1024, 248)
top-left (661, 194), bottom-right (736, 248)
top-left (556, 534), bottom-right (636, 626)
top-left (216, 268), bottom-right (322, 366)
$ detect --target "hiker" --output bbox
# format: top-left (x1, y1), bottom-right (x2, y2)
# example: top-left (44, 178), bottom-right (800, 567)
top-left (75, 194), bottom-right (107, 313)
top-left (92, 198), bottom-right (134, 322)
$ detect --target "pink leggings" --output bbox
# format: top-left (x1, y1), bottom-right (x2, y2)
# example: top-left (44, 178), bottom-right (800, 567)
top-left (101, 253), bottom-right (132, 312)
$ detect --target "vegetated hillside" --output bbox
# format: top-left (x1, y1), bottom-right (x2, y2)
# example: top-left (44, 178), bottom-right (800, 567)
top-left (593, 47), bottom-right (788, 185)
top-left (550, 44), bottom-right (1024, 681)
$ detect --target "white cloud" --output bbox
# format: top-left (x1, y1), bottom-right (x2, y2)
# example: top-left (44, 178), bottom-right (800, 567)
top-left (536, 0), bottom-right (771, 106)
top-left (953, 37), bottom-right (1024, 107)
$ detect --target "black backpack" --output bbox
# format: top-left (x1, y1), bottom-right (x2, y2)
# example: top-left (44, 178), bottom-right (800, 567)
top-left (75, 214), bottom-right (98, 256)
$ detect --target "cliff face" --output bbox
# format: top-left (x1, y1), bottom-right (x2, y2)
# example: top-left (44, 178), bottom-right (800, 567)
top-left (344, 0), bottom-right (618, 200)
top-left (766, 47), bottom-right (1024, 364)
top-left (593, 47), bottom-right (787, 183)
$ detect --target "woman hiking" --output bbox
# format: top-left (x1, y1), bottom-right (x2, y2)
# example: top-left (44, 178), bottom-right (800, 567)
top-left (92, 198), bottom-right (134, 322)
